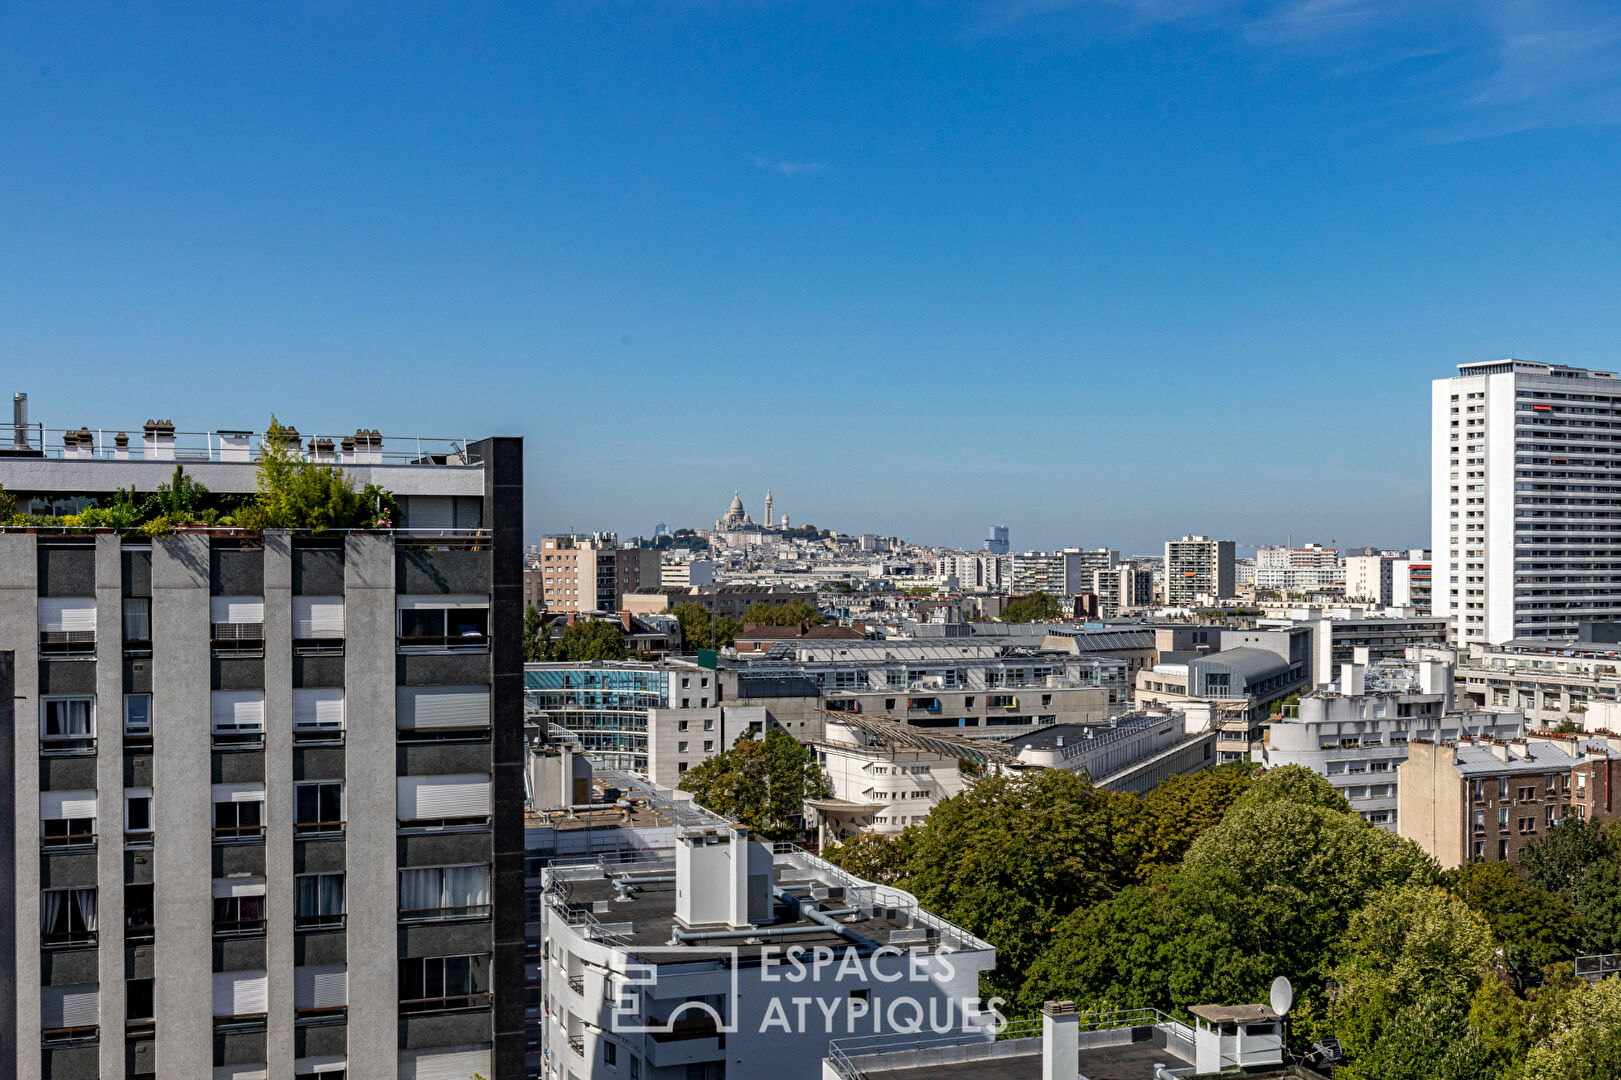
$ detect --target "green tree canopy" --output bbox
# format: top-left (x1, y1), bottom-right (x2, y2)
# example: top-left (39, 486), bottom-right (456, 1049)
top-left (672, 602), bottom-right (739, 651)
top-left (740, 598), bottom-right (823, 626)
top-left (1443, 861), bottom-right (1580, 984)
top-left (1520, 973), bottom-right (1621, 1080)
top-left (1229, 763), bottom-right (1352, 814)
top-left (523, 606), bottom-right (544, 663)
top-left (677, 728), bottom-right (830, 840)
top-left (552, 619), bottom-right (628, 662)
top-left (821, 830), bottom-right (914, 885)
top-left (236, 416), bottom-right (397, 531)
top-left (1000, 591), bottom-right (1065, 622)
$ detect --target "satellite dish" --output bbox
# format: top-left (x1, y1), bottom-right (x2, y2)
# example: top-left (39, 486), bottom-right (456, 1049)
top-left (1270, 976), bottom-right (1294, 1018)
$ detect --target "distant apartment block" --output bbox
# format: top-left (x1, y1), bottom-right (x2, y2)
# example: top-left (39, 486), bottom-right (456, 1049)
top-left (983, 524), bottom-right (1010, 555)
top-left (658, 559), bottom-right (715, 587)
top-left (1164, 536), bottom-right (1236, 605)
top-left (1253, 544), bottom-right (1342, 594)
top-left (621, 583), bottom-right (816, 619)
top-left (1092, 565), bottom-right (1153, 618)
top-left (530, 534), bottom-right (658, 614)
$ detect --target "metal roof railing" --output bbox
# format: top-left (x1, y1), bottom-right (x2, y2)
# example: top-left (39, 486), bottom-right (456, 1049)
top-left (9, 424), bottom-right (479, 467)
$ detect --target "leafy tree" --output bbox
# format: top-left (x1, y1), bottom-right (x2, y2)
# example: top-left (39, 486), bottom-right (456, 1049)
top-left (902, 768), bottom-right (1127, 997)
top-left (1230, 763), bottom-right (1352, 814)
top-left (552, 619), bottom-right (628, 662)
top-left (822, 830), bottom-right (914, 884)
top-left (522, 606), bottom-right (544, 663)
top-left (1125, 762), bottom-right (1258, 881)
top-left (1331, 885), bottom-right (1498, 1080)
top-left (678, 729), bottom-right (830, 840)
top-left (1521, 975), bottom-right (1621, 1080)
top-left (672, 603), bottom-right (739, 650)
top-left (740, 598), bottom-right (823, 626)
top-left (0, 480), bottom-right (15, 520)
top-left (1574, 855), bottom-right (1621, 954)
top-left (236, 416), bottom-right (397, 531)
top-left (1519, 817), bottom-right (1611, 900)
top-left (999, 590), bottom-right (1065, 622)
top-left (1443, 862), bottom-right (1579, 983)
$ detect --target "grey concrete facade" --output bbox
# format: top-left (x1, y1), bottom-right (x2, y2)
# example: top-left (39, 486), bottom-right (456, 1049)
top-left (94, 534), bottom-right (124, 1080)
top-left (5, 534), bottom-right (43, 1080)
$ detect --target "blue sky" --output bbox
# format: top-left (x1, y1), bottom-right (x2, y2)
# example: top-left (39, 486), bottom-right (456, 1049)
top-left (4, 1), bottom-right (1621, 554)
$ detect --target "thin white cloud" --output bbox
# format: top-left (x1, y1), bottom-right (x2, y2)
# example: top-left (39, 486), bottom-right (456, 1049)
top-left (754, 157), bottom-right (829, 177)
top-left (968, 0), bottom-right (1621, 136)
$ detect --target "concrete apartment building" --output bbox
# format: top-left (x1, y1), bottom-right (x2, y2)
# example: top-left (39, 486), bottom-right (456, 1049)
top-left (1399, 734), bottom-right (1621, 869)
top-left (1091, 566), bottom-right (1154, 618)
top-left (1255, 658), bottom-right (1525, 831)
top-left (1164, 536), bottom-right (1236, 605)
top-left (1432, 359), bottom-right (1621, 646)
top-left (0, 420), bottom-right (525, 1080)
top-left (529, 535), bottom-right (658, 614)
top-left (1253, 544), bottom-right (1342, 595)
top-left (1009, 548), bottom-right (1115, 597)
top-left (1345, 554), bottom-right (1397, 606)
top-left (1454, 625), bottom-right (1621, 721)
top-left (658, 560), bottom-right (714, 588)
top-left (932, 552), bottom-right (1003, 593)
top-left (1134, 627), bottom-right (1312, 762)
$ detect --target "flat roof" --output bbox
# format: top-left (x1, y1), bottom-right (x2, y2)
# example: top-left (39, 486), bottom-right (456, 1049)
top-left (862, 1036), bottom-right (1186, 1080)
top-left (1190, 1004), bottom-right (1279, 1024)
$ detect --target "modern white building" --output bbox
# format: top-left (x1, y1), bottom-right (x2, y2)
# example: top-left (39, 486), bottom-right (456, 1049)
top-left (538, 826), bottom-right (996, 1080)
top-left (1345, 554), bottom-right (1397, 606)
top-left (1254, 657), bottom-right (1525, 831)
top-left (1253, 544), bottom-right (1343, 594)
top-left (1432, 359), bottom-right (1621, 646)
top-left (806, 718), bottom-right (999, 839)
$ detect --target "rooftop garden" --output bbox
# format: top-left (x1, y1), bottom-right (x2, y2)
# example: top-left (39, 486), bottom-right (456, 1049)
top-left (0, 416), bottom-right (398, 535)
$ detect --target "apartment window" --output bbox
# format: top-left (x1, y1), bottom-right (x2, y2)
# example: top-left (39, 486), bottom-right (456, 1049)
top-left (126, 978), bottom-right (155, 1028)
top-left (704, 740), bottom-right (714, 753)
top-left (40, 790), bottom-right (97, 849)
top-left (605, 1041), bottom-right (617, 1067)
top-left (677, 720), bottom-right (689, 732)
top-left (396, 595), bottom-right (490, 651)
top-left (396, 684), bottom-right (490, 742)
top-left (295, 964), bottom-right (347, 1023)
top-left (211, 690), bottom-right (265, 748)
top-left (41, 696), bottom-right (95, 753)
top-left (125, 884), bottom-right (154, 943)
top-left (1472, 841), bottom-right (1485, 860)
top-left (41, 983), bottom-right (99, 1046)
top-left (122, 597), bottom-right (151, 652)
top-left (38, 597), bottom-right (96, 657)
top-left (1498, 807), bottom-right (1509, 829)
top-left (293, 688), bottom-right (345, 744)
top-left (213, 784), bottom-right (265, 842)
top-left (1472, 809), bottom-right (1485, 832)
top-left (210, 596), bottom-right (265, 654)
top-left (704, 718), bottom-right (714, 731)
top-left (677, 741), bottom-right (688, 753)
top-left (213, 879), bottom-right (267, 936)
top-left (295, 873), bottom-right (345, 930)
top-left (295, 782), bottom-right (345, 836)
top-left (399, 864), bottom-right (492, 922)
top-left (123, 694), bottom-right (152, 745)
top-left (42, 887), bottom-right (97, 947)
top-left (397, 774), bottom-right (492, 829)
top-left (292, 596), bottom-right (345, 653)
top-left (212, 970), bottom-right (269, 1030)
top-left (1498, 839), bottom-right (1509, 860)
top-left (399, 954), bottom-right (491, 1013)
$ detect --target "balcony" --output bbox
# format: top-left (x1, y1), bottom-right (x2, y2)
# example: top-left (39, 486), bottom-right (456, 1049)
top-left (212, 824), bottom-right (265, 844)
top-left (41, 828), bottom-right (96, 852)
top-left (399, 992), bottom-right (492, 1015)
top-left (294, 819), bottom-right (346, 839)
top-left (39, 631), bottom-right (95, 659)
top-left (41, 1025), bottom-right (98, 1047)
top-left (212, 622), bottom-right (265, 656)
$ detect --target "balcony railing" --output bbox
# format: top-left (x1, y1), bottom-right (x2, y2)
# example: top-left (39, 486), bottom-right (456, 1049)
top-left (397, 633), bottom-right (489, 653)
top-left (39, 631), bottom-right (96, 658)
top-left (13, 423), bottom-right (478, 468)
top-left (41, 1025), bottom-right (98, 1047)
top-left (212, 824), bottom-right (265, 843)
top-left (41, 829), bottom-right (96, 851)
top-left (294, 913), bottom-right (346, 931)
top-left (399, 992), bottom-right (492, 1015)
top-left (213, 918), bottom-right (267, 938)
top-left (212, 623), bottom-right (264, 655)
top-left (399, 903), bottom-right (492, 923)
top-left (294, 820), bottom-right (346, 838)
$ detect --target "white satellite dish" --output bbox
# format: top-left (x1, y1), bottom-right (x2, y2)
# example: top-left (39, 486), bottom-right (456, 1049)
top-left (1270, 976), bottom-right (1294, 1018)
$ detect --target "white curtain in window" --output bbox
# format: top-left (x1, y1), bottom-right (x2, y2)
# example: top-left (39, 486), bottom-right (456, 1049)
top-left (294, 965), bottom-right (347, 1010)
top-left (297, 874), bottom-right (344, 917)
top-left (74, 888), bottom-right (96, 932)
top-left (400, 1046), bottom-right (492, 1080)
top-left (41, 984), bottom-right (99, 1029)
top-left (211, 692), bottom-right (266, 733)
top-left (45, 699), bottom-right (93, 736)
top-left (212, 971), bottom-right (269, 1017)
top-left (396, 775), bottom-right (491, 820)
top-left (399, 869), bottom-right (441, 913)
top-left (41, 890), bottom-right (64, 933)
top-left (38, 598), bottom-right (96, 633)
top-left (442, 865), bottom-right (491, 908)
top-left (39, 790), bottom-right (97, 820)
top-left (210, 597), bottom-right (265, 624)
top-left (396, 686), bottom-right (489, 729)
top-left (292, 688), bottom-right (345, 730)
top-left (292, 597), bottom-right (344, 638)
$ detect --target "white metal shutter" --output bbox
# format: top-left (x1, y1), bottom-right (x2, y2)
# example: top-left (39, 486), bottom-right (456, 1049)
top-left (212, 783), bottom-right (265, 803)
top-left (397, 686), bottom-right (490, 730)
top-left (212, 971), bottom-right (268, 1017)
top-left (211, 691), bottom-right (266, 732)
top-left (212, 878), bottom-right (266, 898)
top-left (210, 597), bottom-right (265, 624)
top-left (293, 1057), bottom-right (348, 1076)
top-left (41, 984), bottom-right (99, 1028)
top-left (396, 594), bottom-right (488, 610)
top-left (405, 495), bottom-right (455, 531)
top-left (293, 688), bottom-right (345, 730)
top-left (401, 1045), bottom-right (493, 1080)
top-left (294, 965), bottom-right (347, 1010)
top-left (38, 598), bottom-right (97, 633)
top-left (39, 790), bottom-right (98, 819)
top-left (397, 775), bottom-right (491, 820)
top-left (292, 597), bottom-right (344, 638)
top-left (213, 1068), bottom-right (269, 1080)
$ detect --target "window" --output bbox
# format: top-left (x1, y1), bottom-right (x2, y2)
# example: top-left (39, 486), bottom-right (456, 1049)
top-left (396, 596), bottom-right (490, 651)
top-left (397, 774), bottom-right (491, 828)
top-left (295, 873), bottom-right (345, 930)
top-left (213, 879), bottom-right (267, 936)
top-left (704, 718), bottom-right (714, 731)
top-left (126, 978), bottom-right (155, 1026)
top-left (605, 1041), bottom-right (617, 1067)
top-left (295, 964), bottom-right (347, 1021)
top-left (677, 741), bottom-right (688, 753)
top-left (212, 970), bottom-right (268, 1027)
top-left (41, 696), bottom-right (95, 752)
top-left (399, 865), bottom-right (493, 921)
top-left (123, 694), bottom-right (152, 744)
top-left (295, 782), bottom-right (344, 836)
top-left (38, 597), bottom-right (96, 657)
top-left (1498, 839), bottom-right (1509, 860)
top-left (213, 784), bottom-right (265, 842)
top-left (678, 720), bottom-right (688, 732)
top-left (292, 596), bottom-right (345, 649)
top-left (42, 887), bottom-right (97, 947)
top-left (396, 685), bottom-right (489, 741)
top-left (125, 884), bottom-right (154, 943)
top-left (399, 954), bottom-right (491, 1012)
top-left (292, 687), bottom-right (345, 744)
top-left (40, 790), bottom-right (96, 849)
top-left (211, 691), bottom-right (265, 748)
top-left (41, 983), bottom-right (99, 1045)
top-left (122, 597), bottom-right (151, 650)
top-left (210, 596), bottom-right (265, 654)
top-left (704, 740), bottom-right (714, 753)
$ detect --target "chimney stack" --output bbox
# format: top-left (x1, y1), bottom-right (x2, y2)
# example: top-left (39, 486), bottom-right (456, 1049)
top-left (1041, 1001), bottom-right (1079, 1080)
top-left (729, 824), bottom-right (751, 930)
top-left (12, 392), bottom-right (27, 449)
